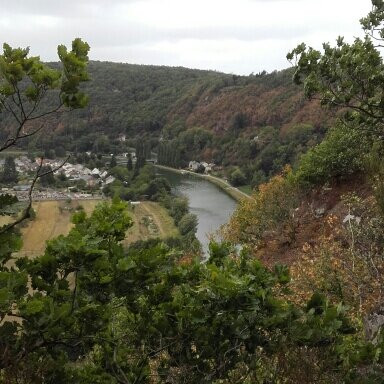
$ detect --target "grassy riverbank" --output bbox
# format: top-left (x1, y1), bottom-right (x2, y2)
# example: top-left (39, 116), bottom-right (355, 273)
top-left (1, 199), bottom-right (178, 258)
top-left (155, 165), bottom-right (252, 202)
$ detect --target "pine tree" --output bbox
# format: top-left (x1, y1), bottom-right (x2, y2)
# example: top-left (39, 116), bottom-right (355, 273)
top-left (110, 154), bottom-right (117, 168)
top-left (126, 153), bottom-right (133, 170)
top-left (1, 156), bottom-right (18, 184)
top-left (39, 165), bottom-right (55, 187)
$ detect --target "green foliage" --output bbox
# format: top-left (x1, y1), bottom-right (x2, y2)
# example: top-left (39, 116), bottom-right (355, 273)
top-left (0, 39), bottom-right (89, 123)
top-left (177, 212), bottom-right (198, 236)
top-left (57, 38), bottom-right (90, 108)
top-left (157, 141), bottom-right (181, 167)
top-left (126, 152), bottom-right (133, 170)
top-left (0, 200), bottom-right (132, 381)
top-left (295, 124), bottom-right (371, 185)
top-left (251, 169), bottom-right (267, 189)
top-left (0, 156), bottom-right (18, 184)
top-left (0, 193), bottom-right (18, 214)
top-left (39, 165), bottom-right (55, 187)
top-left (2, 18), bottom-right (384, 380)
top-left (229, 167), bottom-right (247, 186)
top-left (109, 154), bottom-right (117, 168)
top-left (287, 1), bottom-right (384, 137)
top-left (161, 195), bottom-right (189, 224)
top-left (231, 112), bottom-right (249, 131)
top-left (146, 176), bottom-right (171, 200)
top-left (105, 164), bottom-right (171, 202)
top-left (0, 194), bottom-right (379, 382)
top-left (226, 169), bottom-right (299, 248)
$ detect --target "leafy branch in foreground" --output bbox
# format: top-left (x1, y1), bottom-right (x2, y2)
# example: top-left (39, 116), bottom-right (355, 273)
top-left (287, 0), bottom-right (384, 136)
top-left (0, 202), bottom-right (361, 383)
top-left (0, 38), bottom-right (89, 248)
top-left (0, 155), bottom-right (70, 235)
top-left (0, 38), bottom-right (89, 151)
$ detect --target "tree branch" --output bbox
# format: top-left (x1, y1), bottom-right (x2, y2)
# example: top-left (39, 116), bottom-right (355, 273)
top-left (0, 155), bottom-right (70, 235)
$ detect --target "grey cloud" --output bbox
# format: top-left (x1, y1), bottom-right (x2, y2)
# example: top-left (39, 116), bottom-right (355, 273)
top-left (0, 14), bottom-right (313, 48)
top-left (0, 0), bottom-right (134, 17)
top-left (0, 0), bottom-right (368, 75)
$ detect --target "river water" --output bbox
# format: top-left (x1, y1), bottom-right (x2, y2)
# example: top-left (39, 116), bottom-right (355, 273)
top-left (157, 168), bottom-right (238, 253)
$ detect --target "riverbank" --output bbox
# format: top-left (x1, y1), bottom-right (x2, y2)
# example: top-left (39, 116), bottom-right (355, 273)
top-left (155, 165), bottom-right (252, 202)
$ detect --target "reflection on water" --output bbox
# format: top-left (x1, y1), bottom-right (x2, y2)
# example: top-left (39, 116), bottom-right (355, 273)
top-left (157, 168), bottom-right (238, 254)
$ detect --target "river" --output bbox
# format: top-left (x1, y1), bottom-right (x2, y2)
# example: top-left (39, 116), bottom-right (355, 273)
top-left (157, 168), bottom-right (238, 254)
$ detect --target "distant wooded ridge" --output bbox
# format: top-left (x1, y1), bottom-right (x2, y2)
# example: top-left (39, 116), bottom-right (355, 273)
top-left (0, 61), bottom-right (334, 187)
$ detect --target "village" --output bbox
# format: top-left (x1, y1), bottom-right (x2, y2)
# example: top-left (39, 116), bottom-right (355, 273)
top-left (0, 149), bottom-right (222, 202)
top-left (0, 155), bottom-right (117, 201)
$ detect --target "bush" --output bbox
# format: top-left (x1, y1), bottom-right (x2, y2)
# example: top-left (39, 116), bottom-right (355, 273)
top-left (295, 125), bottom-right (370, 186)
top-left (225, 167), bottom-right (299, 247)
top-left (229, 167), bottom-right (247, 186)
top-left (178, 213), bottom-right (198, 236)
top-left (251, 170), bottom-right (267, 189)
top-left (167, 196), bottom-right (189, 224)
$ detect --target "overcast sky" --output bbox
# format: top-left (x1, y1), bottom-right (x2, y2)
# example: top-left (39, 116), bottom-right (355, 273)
top-left (0, 0), bottom-right (372, 75)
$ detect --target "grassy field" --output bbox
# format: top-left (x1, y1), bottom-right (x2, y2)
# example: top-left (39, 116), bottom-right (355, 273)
top-left (124, 201), bottom-right (179, 245)
top-left (2, 199), bottom-right (178, 258)
top-left (238, 185), bottom-right (253, 195)
top-left (16, 200), bottom-right (100, 257)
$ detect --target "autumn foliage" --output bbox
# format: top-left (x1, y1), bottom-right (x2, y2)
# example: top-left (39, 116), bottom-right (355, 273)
top-left (225, 166), bottom-right (298, 249)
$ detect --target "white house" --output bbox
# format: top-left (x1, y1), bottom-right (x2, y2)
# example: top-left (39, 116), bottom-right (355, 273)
top-left (188, 161), bottom-right (200, 172)
top-left (105, 176), bottom-right (116, 185)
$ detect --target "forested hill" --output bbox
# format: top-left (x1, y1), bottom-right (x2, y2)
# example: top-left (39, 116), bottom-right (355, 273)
top-left (9, 61), bottom-right (335, 182)
top-left (28, 61), bottom-right (229, 152)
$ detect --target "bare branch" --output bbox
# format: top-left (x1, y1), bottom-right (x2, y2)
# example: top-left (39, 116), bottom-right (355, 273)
top-left (27, 103), bottom-right (64, 121)
top-left (17, 123), bottom-right (46, 140)
top-left (0, 155), bottom-right (70, 235)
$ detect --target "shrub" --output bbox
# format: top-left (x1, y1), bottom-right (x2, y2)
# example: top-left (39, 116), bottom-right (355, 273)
top-left (229, 167), bottom-right (247, 186)
top-left (225, 166), bottom-right (299, 247)
top-left (178, 213), bottom-right (198, 236)
top-left (295, 125), bottom-right (370, 186)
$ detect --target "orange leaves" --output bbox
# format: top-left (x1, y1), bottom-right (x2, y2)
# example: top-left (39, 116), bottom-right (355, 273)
top-left (224, 166), bottom-right (298, 249)
top-left (290, 202), bottom-right (384, 319)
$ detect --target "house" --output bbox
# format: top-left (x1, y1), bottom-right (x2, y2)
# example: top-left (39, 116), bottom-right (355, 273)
top-left (204, 163), bottom-right (216, 174)
top-left (188, 161), bottom-right (200, 172)
top-left (105, 176), bottom-right (116, 185)
top-left (13, 185), bottom-right (30, 192)
top-left (91, 168), bottom-right (101, 177)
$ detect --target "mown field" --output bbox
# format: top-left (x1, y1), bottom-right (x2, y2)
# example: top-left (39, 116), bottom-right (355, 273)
top-left (124, 201), bottom-right (179, 245)
top-left (0, 200), bottom-right (178, 258)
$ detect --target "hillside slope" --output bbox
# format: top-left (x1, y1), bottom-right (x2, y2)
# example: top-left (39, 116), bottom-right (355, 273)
top-left (1, 62), bottom-right (335, 183)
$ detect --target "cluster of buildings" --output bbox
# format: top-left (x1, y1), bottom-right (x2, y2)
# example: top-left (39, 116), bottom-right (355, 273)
top-left (59, 162), bottom-right (115, 187)
top-left (14, 156), bottom-right (39, 173)
top-left (188, 161), bottom-right (216, 174)
top-left (0, 156), bottom-right (116, 194)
